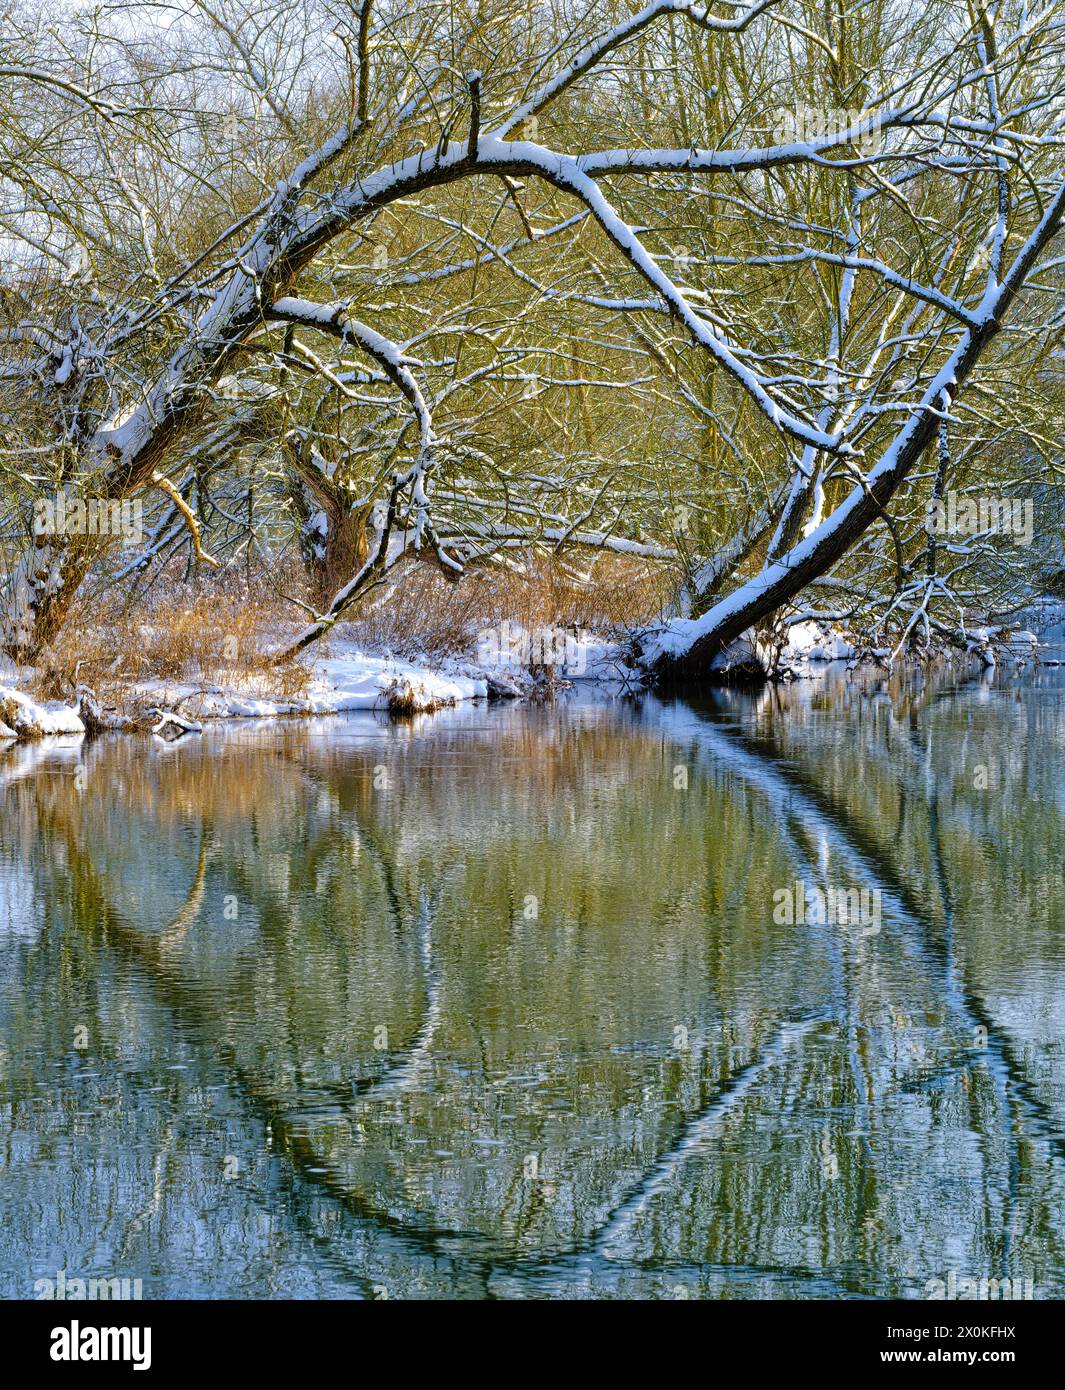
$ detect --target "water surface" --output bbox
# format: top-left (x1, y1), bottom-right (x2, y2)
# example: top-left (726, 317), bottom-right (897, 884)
top-left (1, 669), bottom-right (1063, 1299)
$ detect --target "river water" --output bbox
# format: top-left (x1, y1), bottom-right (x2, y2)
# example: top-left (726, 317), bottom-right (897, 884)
top-left (1, 668), bottom-right (1063, 1299)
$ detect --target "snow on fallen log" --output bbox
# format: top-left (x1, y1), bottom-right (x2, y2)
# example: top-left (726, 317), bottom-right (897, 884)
top-left (75, 684), bottom-right (128, 734)
top-left (147, 708), bottom-right (204, 739)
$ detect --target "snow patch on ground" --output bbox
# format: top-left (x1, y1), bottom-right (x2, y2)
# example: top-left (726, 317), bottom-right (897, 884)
top-left (0, 630), bottom-right (645, 742)
top-left (124, 652), bottom-right (487, 724)
top-left (16, 596), bottom-right (1063, 743)
top-left (123, 644), bottom-right (515, 728)
top-left (0, 687), bottom-right (86, 738)
top-left (312, 648), bottom-right (488, 710)
top-left (783, 621), bottom-right (856, 664)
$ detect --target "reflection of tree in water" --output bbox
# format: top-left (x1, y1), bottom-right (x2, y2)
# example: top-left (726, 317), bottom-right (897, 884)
top-left (1, 681), bottom-right (1063, 1297)
top-left (679, 678), bottom-right (1065, 1292)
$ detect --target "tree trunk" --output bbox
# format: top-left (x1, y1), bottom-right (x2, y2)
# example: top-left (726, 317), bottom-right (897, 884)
top-left (1, 532), bottom-right (98, 662)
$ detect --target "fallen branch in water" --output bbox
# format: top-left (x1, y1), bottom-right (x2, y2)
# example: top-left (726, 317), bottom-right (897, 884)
top-left (146, 708), bottom-right (204, 738)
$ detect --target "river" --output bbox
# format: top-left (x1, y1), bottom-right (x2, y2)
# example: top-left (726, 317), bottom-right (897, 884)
top-left (1, 667), bottom-right (1063, 1299)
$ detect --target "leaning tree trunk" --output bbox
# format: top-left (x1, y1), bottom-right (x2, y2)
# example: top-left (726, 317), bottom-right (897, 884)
top-left (647, 178), bottom-right (1065, 686)
top-left (1, 530), bottom-right (101, 662)
top-left (648, 394), bottom-right (958, 685)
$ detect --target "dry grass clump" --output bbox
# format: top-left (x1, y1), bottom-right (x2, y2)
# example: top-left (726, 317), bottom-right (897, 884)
top-left (384, 677), bottom-right (451, 716)
top-left (15, 549), bottom-right (665, 710)
top-left (27, 573), bottom-right (310, 705)
top-left (344, 555), bottom-right (666, 660)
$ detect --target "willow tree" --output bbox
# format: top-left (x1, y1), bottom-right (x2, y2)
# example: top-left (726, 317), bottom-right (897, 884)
top-left (1, 0), bottom-right (1063, 679)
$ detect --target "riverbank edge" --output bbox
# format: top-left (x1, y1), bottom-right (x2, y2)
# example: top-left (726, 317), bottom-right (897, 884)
top-left (1, 613), bottom-right (1060, 743)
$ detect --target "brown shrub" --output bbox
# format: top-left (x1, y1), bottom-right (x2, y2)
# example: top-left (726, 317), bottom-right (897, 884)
top-left (17, 549), bottom-right (664, 705)
top-left (26, 573), bottom-right (309, 704)
top-left (343, 554), bottom-right (665, 659)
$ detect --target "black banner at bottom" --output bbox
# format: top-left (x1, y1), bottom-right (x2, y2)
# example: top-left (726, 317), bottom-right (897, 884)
top-left (0, 1294), bottom-right (1052, 1375)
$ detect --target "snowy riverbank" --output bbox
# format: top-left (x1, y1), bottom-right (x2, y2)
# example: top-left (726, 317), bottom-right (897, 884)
top-left (3, 605), bottom-right (1062, 742)
top-left (0, 631), bottom-right (627, 741)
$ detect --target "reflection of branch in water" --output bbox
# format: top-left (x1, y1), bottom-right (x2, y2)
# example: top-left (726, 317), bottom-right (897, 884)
top-left (35, 791), bottom-right (494, 1293)
top-left (115, 1121), bottom-right (177, 1262)
top-left (269, 750), bottom-right (449, 1101)
top-left (812, 687), bottom-right (1047, 1279)
top-left (92, 889), bottom-right (497, 1290)
top-left (592, 1013), bottom-right (828, 1258)
top-left (366, 887), bottom-right (445, 1099)
top-left (158, 831), bottom-right (210, 955)
top-left (695, 703), bottom-right (1065, 1159)
top-left (698, 700), bottom-right (1064, 1287)
top-left (179, 745), bottom-right (440, 1105)
top-left (913, 720), bottom-right (1024, 1282)
top-left (272, 747), bottom-right (407, 938)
